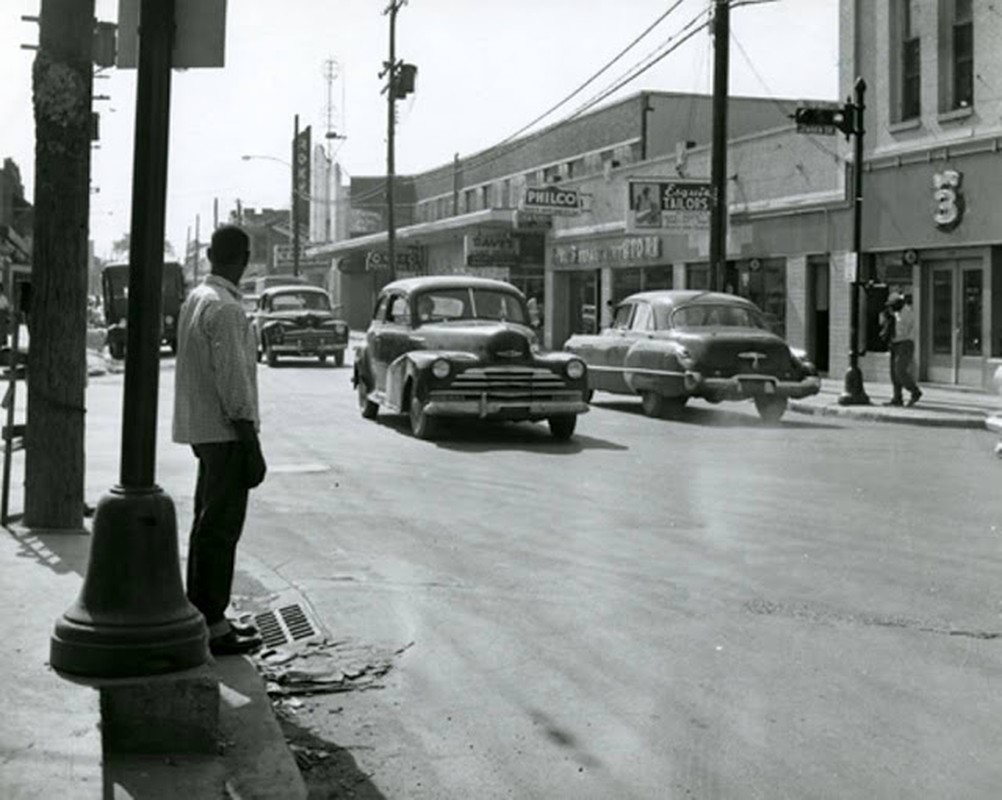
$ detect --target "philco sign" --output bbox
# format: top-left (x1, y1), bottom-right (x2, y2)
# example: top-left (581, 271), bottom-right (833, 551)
top-left (521, 186), bottom-right (580, 215)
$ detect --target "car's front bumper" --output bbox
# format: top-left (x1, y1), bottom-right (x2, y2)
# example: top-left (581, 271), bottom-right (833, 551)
top-left (425, 392), bottom-right (589, 420)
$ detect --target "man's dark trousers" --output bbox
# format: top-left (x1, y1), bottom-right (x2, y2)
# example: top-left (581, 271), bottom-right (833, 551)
top-left (187, 441), bottom-right (248, 631)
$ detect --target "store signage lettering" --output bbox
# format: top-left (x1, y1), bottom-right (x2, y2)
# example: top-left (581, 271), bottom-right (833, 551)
top-left (465, 231), bottom-right (518, 267)
top-left (932, 169), bottom-right (964, 231)
top-left (522, 186), bottom-right (581, 215)
top-left (628, 179), bottom-right (711, 231)
top-left (552, 236), bottom-right (661, 266)
top-left (365, 248), bottom-right (422, 272)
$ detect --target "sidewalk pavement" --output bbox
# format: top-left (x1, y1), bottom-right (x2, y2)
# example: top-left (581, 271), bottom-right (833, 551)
top-left (788, 376), bottom-right (1002, 431)
top-left (1, 349), bottom-right (305, 799)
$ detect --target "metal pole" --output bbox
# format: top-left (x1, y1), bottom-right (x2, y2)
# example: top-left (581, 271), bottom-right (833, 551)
top-left (708, 0), bottom-right (729, 292)
top-left (838, 77), bottom-right (870, 406)
top-left (293, 114), bottom-right (301, 277)
top-left (120, 0), bottom-right (175, 487)
top-left (386, 1), bottom-right (398, 281)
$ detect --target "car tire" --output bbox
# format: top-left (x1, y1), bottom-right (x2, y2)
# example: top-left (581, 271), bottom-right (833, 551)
top-left (109, 340), bottom-right (125, 360)
top-left (318, 354), bottom-right (327, 364)
top-left (754, 395), bottom-right (788, 423)
top-left (266, 344), bottom-right (278, 368)
top-left (548, 414), bottom-right (577, 441)
top-left (409, 392), bottom-right (437, 440)
top-left (582, 389), bottom-right (594, 405)
top-left (640, 391), bottom-right (665, 418)
top-left (662, 395), bottom-right (688, 419)
top-left (334, 350), bottom-right (345, 367)
top-left (357, 378), bottom-right (378, 419)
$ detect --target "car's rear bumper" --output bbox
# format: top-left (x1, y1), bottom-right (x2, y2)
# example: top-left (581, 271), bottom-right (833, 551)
top-left (425, 394), bottom-right (589, 419)
top-left (687, 372), bottom-right (821, 400)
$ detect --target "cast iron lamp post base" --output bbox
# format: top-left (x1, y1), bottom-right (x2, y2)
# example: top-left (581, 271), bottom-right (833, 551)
top-left (50, 485), bottom-right (208, 678)
top-left (837, 364), bottom-right (871, 406)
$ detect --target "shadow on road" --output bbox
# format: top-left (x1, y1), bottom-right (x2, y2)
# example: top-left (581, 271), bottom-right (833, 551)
top-left (590, 399), bottom-right (845, 430)
top-left (373, 416), bottom-right (629, 452)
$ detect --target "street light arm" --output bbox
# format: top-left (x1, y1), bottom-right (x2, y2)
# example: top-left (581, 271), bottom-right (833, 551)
top-left (240, 154), bottom-right (292, 167)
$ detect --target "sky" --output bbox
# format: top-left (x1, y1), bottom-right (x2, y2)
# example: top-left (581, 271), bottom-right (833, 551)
top-left (1, 0), bottom-right (841, 260)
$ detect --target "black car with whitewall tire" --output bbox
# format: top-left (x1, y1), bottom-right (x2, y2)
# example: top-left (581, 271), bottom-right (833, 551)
top-left (353, 276), bottom-right (589, 441)
top-left (564, 290), bottom-right (820, 423)
top-left (250, 285), bottom-right (349, 367)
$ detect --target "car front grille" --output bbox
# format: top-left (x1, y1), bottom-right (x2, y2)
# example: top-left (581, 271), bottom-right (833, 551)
top-left (435, 366), bottom-right (572, 401)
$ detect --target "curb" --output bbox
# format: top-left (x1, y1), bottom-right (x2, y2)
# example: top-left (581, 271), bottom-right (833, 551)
top-left (987, 416), bottom-right (1002, 434)
top-left (788, 401), bottom-right (989, 430)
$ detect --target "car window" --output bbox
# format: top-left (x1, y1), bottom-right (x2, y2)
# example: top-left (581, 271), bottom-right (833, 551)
top-left (611, 304), bottom-right (634, 330)
top-left (373, 296), bottom-right (388, 322)
top-left (631, 303), bottom-right (654, 332)
top-left (411, 288), bottom-right (527, 324)
top-left (387, 294), bottom-right (411, 325)
top-left (270, 291), bottom-right (331, 312)
top-left (671, 303), bottom-right (766, 330)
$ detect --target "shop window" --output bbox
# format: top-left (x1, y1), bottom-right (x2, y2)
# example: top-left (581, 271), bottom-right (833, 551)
top-left (643, 266), bottom-right (673, 291)
top-left (736, 260), bottom-right (786, 337)
top-left (686, 264), bottom-right (710, 290)
top-left (962, 269), bottom-right (982, 355)
top-left (612, 269), bottom-right (643, 305)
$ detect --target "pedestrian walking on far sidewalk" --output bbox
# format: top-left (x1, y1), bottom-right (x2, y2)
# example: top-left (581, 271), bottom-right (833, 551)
top-left (172, 225), bottom-right (267, 657)
top-left (885, 292), bottom-right (922, 407)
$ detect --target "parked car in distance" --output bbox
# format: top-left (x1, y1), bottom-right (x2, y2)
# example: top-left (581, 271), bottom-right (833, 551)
top-left (353, 276), bottom-right (590, 440)
top-left (249, 285), bottom-right (349, 366)
top-left (564, 290), bottom-right (820, 422)
top-left (241, 294), bottom-right (258, 320)
top-left (101, 261), bottom-right (187, 360)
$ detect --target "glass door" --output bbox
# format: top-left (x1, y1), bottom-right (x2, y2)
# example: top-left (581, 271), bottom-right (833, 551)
top-left (926, 259), bottom-right (983, 385)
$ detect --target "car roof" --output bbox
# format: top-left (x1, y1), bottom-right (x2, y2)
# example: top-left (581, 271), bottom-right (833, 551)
top-left (259, 284), bottom-right (327, 297)
top-left (619, 290), bottom-right (758, 309)
top-left (380, 275), bottom-right (525, 297)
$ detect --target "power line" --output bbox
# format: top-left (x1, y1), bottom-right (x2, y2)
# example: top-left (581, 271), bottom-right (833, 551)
top-left (494, 0), bottom-right (688, 148)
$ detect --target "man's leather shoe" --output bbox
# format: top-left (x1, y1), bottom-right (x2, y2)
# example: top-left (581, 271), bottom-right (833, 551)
top-left (906, 389), bottom-right (922, 407)
top-left (209, 630), bottom-right (263, 656)
top-left (227, 617), bottom-right (259, 637)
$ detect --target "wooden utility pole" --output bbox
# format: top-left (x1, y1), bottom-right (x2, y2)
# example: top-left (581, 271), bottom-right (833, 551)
top-left (25, 0), bottom-right (95, 530)
top-left (383, 0), bottom-right (405, 282)
top-left (708, 0), bottom-right (730, 293)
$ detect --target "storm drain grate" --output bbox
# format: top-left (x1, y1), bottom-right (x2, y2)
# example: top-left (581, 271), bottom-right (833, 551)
top-left (254, 603), bottom-right (319, 648)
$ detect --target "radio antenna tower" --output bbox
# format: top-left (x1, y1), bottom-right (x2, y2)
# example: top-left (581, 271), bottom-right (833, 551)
top-left (322, 57), bottom-right (346, 157)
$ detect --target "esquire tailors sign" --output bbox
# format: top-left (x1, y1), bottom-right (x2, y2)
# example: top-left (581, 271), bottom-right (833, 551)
top-left (628, 179), bottom-right (711, 231)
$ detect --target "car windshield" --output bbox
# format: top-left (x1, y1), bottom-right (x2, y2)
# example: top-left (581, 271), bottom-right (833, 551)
top-left (671, 303), bottom-right (767, 330)
top-left (270, 291), bottom-right (331, 312)
top-left (415, 288), bottom-right (527, 324)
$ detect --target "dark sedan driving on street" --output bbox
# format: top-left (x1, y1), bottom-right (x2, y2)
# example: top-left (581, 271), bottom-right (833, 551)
top-left (250, 285), bottom-right (349, 367)
top-left (353, 276), bottom-right (590, 440)
top-left (564, 290), bottom-right (820, 422)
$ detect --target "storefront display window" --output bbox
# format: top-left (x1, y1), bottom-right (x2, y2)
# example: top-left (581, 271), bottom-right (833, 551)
top-left (686, 264), bottom-right (710, 290)
top-left (611, 265), bottom-right (673, 305)
top-left (735, 259), bottom-right (786, 337)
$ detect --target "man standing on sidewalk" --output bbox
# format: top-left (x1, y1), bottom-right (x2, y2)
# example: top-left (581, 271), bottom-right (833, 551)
top-left (886, 292), bottom-right (922, 407)
top-left (173, 225), bottom-right (267, 656)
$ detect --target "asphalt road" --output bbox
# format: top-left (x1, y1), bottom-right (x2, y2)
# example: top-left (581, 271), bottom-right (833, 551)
top-left (140, 352), bottom-right (1002, 799)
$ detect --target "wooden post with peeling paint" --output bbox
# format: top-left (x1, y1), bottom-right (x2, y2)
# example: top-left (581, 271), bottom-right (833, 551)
top-left (26, 0), bottom-right (95, 530)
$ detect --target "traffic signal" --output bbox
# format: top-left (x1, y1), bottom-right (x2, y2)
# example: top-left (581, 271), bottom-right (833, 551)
top-left (92, 21), bottom-right (116, 68)
top-left (394, 63), bottom-right (417, 98)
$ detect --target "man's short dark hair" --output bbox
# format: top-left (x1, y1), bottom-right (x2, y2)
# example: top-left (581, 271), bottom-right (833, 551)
top-left (209, 225), bottom-right (249, 266)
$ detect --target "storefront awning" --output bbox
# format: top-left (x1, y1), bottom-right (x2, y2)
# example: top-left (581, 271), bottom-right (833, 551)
top-left (305, 207), bottom-right (518, 259)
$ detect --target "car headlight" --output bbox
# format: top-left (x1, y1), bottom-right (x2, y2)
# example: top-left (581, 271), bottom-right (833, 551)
top-left (431, 358), bottom-right (451, 379)
top-left (676, 347), bottom-right (695, 370)
top-left (270, 326), bottom-right (284, 343)
top-left (565, 359), bottom-right (586, 380)
top-left (164, 315), bottom-right (174, 326)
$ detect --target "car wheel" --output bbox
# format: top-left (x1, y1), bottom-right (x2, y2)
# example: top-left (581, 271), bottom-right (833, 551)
top-left (266, 344), bottom-right (278, 367)
top-left (661, 395), bottom-right (688, 419)
top-left (334, 350), bottom-right (345, 367)
top-left (640, 391), bottom-right (665, 418)
top-left (548, 414), bottom-right (577, 441)
top-left (582, 389), bottom-right (594, 405)
top-left (754, 395), bottom-right (788, 423)
top-left (109, 340), bottom-right (125, 360)
top-left (318, 354), bottom-right (327, 364)
top-left (169, 338), bottom-right (178, 355)
top-left (357, 378), bottom-right (378, 419)
top-left (409, 391), bottom-right (437, 440)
